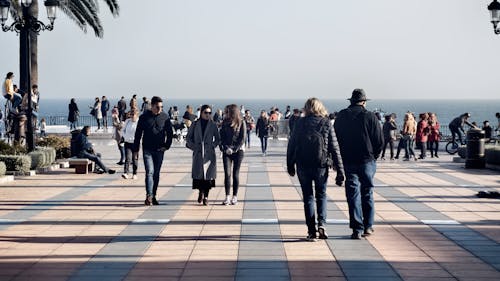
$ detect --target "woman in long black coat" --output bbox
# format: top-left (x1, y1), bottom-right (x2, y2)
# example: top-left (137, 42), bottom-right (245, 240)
top-left (68, 98), bottom-right (79, 130)
top-left (255, 110), bottom-right (270, 156)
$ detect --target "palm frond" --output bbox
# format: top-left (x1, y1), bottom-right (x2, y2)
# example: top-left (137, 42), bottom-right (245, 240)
top-left (59, 3), bottom-right (87, 34)
top-left (103, 0), bottom-right (119, 17)
top-left (67, 0), bottom-right (103, 37)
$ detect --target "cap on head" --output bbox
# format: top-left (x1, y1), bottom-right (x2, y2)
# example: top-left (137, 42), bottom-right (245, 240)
top-left (348, 88), bottom-right (369, 102)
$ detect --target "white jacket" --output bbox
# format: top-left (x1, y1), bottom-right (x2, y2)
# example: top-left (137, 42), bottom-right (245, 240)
top-left (121, 118), bottom-right (138, 143)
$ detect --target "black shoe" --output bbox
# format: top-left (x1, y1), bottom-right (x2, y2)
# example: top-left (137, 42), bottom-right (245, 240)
top-left (116, 161), bottom-right (124, 165)
top-left (318, 226), bottom-right (328, 239)
top-left (306, 234), bottom-right (318, 242)
top-left (95, 169), bottom-right (105, 174)
top-left (197, 192), bottom-right (203, 204)
top-left (203, 198), bottom-right (208, 206)
top-left (152, 197), bottom-right (159, 205)
top-left (363, 227), bottom-right (374, 237)
top-left (108, 169), bottom-right (116, 174)
top-left (350, 232), bottom-right (362, 240)
top-left (435, 154), bottom-right (439, 158)
top-left (145, 195), bottom-right (152, 206)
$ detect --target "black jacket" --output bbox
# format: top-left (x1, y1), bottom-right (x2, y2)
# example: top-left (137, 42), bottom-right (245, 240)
top-left (287, 115), bottom-right (343, 173)
top-left (72, 132), bottom-right (93, 157)
top-left (255, 117), bottom-right (269, 138)
top-left (334, 105), bottom-right (384, 165)
top-left (219, 121), bottom-right (246, 152)
top-left (133, 110), bottom-right (173, 152)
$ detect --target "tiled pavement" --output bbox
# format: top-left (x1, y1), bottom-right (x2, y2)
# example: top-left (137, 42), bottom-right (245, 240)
top-left (0, 138), bottom-right (499, 281)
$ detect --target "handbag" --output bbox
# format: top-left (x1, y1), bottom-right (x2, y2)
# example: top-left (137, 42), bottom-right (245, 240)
top-left (90, 108), bottom-right (96, 116)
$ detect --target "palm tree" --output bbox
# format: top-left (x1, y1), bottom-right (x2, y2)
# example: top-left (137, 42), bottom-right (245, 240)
top-left (7, 0), bottom-right (119, 88)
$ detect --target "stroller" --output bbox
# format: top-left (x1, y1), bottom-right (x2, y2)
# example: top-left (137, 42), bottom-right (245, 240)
top-left (172, 121), bottom-right (187, 142)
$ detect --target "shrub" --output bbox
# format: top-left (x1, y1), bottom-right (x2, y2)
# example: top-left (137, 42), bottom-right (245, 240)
top-left (29, 147), bottom-right (57, 169)
top-left (0, 140), bottom-right (27, 155)
top-left (0, 161), bottom-right (5, 176)
top-left (37, 135), bottom-right (71, 159)
top-left (0, 155), bottom-right (31, 173)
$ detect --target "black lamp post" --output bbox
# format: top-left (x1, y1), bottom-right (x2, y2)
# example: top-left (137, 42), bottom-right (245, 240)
top-left (488, 0), bottom-right (500, 34)
top-left (0, 0), bottom-right (59, 152)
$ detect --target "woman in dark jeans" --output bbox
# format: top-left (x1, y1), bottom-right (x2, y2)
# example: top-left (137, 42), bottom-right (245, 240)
top-left (220, 104), bottom-right (246, 205)
top-left (255, 110), bottom-right (270, 156)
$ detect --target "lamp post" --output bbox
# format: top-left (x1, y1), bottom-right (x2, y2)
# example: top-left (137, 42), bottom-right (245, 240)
top-left (488, 0), bottom-right (500, 34)
top-left (0, 0), bottom-right (59, 152)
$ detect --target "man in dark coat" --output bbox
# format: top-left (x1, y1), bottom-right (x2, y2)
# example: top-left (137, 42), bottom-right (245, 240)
top-left (72, 126), bottom-right (115, 174)
top-left (334, 89), bottom-right (383, 240)
top-left (117, 96), bottom-right (127, 121)
top-left (133, 96), bottom-right (173, 206)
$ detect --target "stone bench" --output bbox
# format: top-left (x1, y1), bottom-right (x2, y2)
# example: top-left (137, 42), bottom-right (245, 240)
top-left (68, 158), bottom-right (94, 174)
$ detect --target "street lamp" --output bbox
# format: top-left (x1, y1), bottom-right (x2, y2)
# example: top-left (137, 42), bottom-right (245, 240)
top-left (488, 0), bottom-right (500, 34)
top-left (0, 0), bottom-right (59, 152)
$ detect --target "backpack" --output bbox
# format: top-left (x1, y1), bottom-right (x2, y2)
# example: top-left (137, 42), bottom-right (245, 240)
top-left (296, 118), bottom-right (330, 167)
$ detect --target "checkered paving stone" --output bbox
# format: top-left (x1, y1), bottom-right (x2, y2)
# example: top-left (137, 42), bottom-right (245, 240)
top-left (0, 140), bottom-right (498, 281)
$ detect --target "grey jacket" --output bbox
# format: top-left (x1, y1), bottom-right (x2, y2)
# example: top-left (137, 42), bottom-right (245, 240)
top-left (186, 119), bottom-right (221, 180)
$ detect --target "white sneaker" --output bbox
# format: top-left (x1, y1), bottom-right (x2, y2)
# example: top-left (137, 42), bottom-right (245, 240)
top-left (230, 196), bottom-right (238, 205)
top-left (132, 174), bottom-right (138, 180)
top-left (222, 195), bottom-right (231, 205)
top-left (121, 174), bottom-right (129, 179)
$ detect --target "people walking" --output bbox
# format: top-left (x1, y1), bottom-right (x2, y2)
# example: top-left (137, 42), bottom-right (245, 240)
top-left (428, 113), bottom-right (440, 158)
top-left (186, 104), bottom-right (220, 206)
top-left (220, 104), bottom-right (246, 206)
top-left (101, 96), bottom-right (110, 131)
top-left (334, 89), bottom-right (383, 240)
top-left (416, 113), bottom-right (429, 159)
top-left (121, 109), bottom-right (139, 179)
top-left (381, 114), bottom-right (397, 160)
top-left (68, 98), bottom-right (79, 130)
top-left (287, 98), bottom-right (344, 241)
top-left (141, 97), bottom-right (151, 114)
top-left (243, 110), bottom-right (255, 148)
top-left (112, 107), bottom-right (125, 165)
top-left (133, 96), bottom-right (173, 206)
top-left (256, 110), bottom-right (270, 156)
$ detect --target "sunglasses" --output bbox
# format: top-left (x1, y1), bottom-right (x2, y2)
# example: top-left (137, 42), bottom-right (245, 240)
top-left (203, 111), bottom-right (212, 115)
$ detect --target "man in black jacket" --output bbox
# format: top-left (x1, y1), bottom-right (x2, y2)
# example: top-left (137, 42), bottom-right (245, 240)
top-left (334, 89), bottom-right (383, 239)
top-left (133, 96), bottom-right (173, 206)
top-left (287, 98), bottom-right (344, 242)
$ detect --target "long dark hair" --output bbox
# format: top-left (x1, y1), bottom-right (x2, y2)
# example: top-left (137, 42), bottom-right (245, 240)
top-left (224, 104), bottom-right (242, 130)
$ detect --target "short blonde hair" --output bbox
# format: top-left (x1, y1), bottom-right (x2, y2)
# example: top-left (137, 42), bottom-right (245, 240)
top-left (303, 97), bottom-right (328, 117)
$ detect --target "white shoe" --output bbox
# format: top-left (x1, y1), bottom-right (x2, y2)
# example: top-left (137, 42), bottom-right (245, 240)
top-left (230, 196), bottom-right (238, 205)
top-left (121, 174), bottom-right (129, 179)
top-left (222, 195), bottom-right (231, 205)
top-left (132, 174), bottom-right (138, 180)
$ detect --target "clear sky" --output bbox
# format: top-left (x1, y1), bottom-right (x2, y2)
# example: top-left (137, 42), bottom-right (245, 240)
top-left (1, 0), bottom-right (500, 100)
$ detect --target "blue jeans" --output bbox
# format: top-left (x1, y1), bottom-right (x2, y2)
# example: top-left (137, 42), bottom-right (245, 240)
top-left (344, 161), bottom-right (376, 234)
top-left (297, 167), bottom-right (329, 235)
top-left (222, 150), bottom-right (244, 196)
top-left (259, 136), bottom-right (267, 153)
top-left (143, 149), bottom-right (165, 197)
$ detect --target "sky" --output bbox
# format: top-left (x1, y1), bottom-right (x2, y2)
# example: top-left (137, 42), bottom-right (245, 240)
top-left (1, 0), bottom-right (500, 100)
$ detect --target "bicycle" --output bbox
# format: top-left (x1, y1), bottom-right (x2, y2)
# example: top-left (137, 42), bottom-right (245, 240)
top-left (444, 135), bottom-right (464, 155)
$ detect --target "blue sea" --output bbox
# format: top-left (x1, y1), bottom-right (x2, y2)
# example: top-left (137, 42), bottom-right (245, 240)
top-left (5, 98), bottom-right (499, 127)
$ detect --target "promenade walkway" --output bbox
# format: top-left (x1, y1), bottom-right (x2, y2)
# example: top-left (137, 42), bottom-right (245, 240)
top-left (0, 138), bottom-right (499, 281)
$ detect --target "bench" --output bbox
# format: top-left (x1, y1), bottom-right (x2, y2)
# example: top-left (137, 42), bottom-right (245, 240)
top-left (68, 158), bottom-right (94, 174)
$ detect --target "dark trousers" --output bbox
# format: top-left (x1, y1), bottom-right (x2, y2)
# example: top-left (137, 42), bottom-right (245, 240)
top-left (382, 139), bottom-right (394, 158)
top-left (297, 166), bottom-right (328, 235)
top-left (96, 118), bottom-right (101, 129)
top-left (259, 136), bottom-right (268, 153)
top-left (449, 125), bottom-right (463, 144)
top-left (222, 150), bottom-right (244, 196)
top-left (117, 143), bottom-right (125, 163)
top-left (418, 141), bottom-right (427, 158)
top-left (429, 141), bottom-right (439, 156)
top-left (124, 142), bottom-right (138, 175)
top-left (102, 114), bottom-right (108, 129)
top-left (79, 151), bottom-right (108, 172)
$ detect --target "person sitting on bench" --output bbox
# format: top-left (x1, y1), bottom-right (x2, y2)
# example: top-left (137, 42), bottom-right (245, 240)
top-left (73, 126), bottom-right (115, 174)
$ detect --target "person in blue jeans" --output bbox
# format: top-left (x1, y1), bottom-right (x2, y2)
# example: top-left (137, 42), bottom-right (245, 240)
top-left (287, 98), bottom-right (344, 242)
top-left (334, 89), bottom-right (384, 239)
top-left (133, 96), bottom-right (173, 206)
